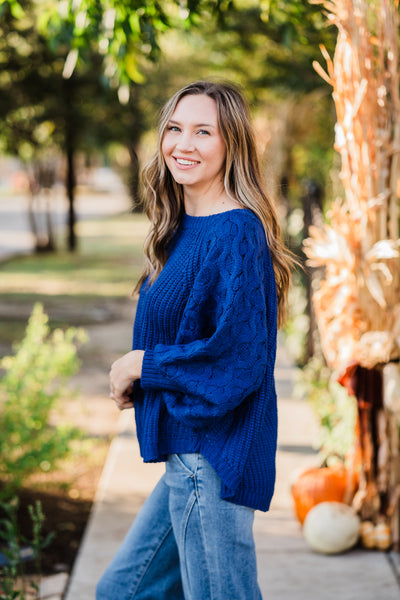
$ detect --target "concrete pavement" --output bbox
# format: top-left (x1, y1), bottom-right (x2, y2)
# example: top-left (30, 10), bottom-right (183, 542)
top-left (64, 342), bottom-right (400, 600)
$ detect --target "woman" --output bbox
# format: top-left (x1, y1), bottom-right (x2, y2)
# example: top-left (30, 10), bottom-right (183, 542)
top-left (97, 80), bottom-right (294, 600)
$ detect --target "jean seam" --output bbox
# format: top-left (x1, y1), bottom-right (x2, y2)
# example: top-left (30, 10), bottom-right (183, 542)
top-left (173, 453), bottom-right (200, 477)
top-left (127, 523), bottom-right (175, 599)
top-left (180, 489), bottom-right (197, 599)
top-left (193, 461), bottom-right (215, 600)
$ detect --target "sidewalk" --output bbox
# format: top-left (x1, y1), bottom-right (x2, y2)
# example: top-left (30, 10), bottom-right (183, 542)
top-left (64, 342), bottom-right (400, 600)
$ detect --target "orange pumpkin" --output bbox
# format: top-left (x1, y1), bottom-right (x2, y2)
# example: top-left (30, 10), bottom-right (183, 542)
top-left (291, 465), bottom-right (349, 525)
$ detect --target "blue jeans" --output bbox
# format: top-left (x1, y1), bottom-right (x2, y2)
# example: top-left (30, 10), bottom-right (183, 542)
top-left (96, 453), bottom-right (262, 600)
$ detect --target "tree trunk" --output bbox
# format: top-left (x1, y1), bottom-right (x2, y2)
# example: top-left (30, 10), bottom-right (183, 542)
top-left (65, 125), bottom-right (77, 252)
top-left (43, 188), bottom-right (56, 251)
top-left (128, 143), bottom-right (141, 212)
top-left (27, 166), bottom-right (56, 253)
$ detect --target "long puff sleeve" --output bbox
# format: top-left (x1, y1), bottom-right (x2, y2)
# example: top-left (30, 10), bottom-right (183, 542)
top-left (139, 213), bottom-right (276, 428)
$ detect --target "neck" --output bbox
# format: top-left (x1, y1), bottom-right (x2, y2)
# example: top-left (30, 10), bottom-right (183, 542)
top-left (184, 182), bottom-right (238, 217)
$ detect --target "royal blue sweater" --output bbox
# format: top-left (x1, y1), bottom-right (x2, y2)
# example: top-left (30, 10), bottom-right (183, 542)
top-left (132, 208), bottom-right (278, 511)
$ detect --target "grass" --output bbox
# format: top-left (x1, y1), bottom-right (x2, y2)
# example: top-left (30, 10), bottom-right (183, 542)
top-left (0, 213), bottom-right (148, 292)
top-left (0, 212), bottom-right (149, 345)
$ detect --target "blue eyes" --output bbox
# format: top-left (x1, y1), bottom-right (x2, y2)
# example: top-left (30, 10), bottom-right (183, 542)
top-left (167, 126), bottom-right (210, 136)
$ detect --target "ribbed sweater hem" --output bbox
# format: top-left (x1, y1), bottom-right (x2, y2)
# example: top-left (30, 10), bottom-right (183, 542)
top-left (220, 486), bottom-right (273, 512)
top-left (138, 434), bottom-right (273, 512)
top-left (141, 350), bottom-right (167, 391)
top-left (141, 350), bottom-right (184, 394)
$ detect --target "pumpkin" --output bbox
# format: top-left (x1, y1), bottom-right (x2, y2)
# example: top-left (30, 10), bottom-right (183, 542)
top-left (360, 521), bottom-right (376, 548)
top-left (291, 464), bottom-right (349, 524)
top-left (373, 522), bottom-right (391, 551)
top-left (360, 520), bottom-right (392, 550)
top-left (303, 501), bottom-right (361, 554)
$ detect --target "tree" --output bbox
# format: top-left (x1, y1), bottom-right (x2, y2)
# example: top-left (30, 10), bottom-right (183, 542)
top-left (0, 0), bottom-right (189, 249)
top-left (0, 0), bottom-right (337, 249)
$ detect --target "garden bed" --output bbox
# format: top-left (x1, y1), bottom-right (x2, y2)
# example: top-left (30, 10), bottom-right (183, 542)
top-left (0, 213), bottom-right (148, 580)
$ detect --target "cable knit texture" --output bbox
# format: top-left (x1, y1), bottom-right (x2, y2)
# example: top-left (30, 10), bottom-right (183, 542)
top-left (132, 208), bottom-right (278, 511)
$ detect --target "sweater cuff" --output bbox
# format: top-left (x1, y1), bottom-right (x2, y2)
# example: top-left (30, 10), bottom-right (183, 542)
top-left (140, 349), bottom-right (164, 391)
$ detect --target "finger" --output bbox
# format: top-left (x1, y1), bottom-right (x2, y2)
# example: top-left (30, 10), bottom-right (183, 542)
top-left (115, 400), bottom-right (133, 411)
top-left (110, 389), bottom-right (133, 406)
top-left (121, 401), bottom-right (133, 410)
top-left (111, 389), bottom-right (130, 402)
top-left (111, 384), bottom-right (133, 401)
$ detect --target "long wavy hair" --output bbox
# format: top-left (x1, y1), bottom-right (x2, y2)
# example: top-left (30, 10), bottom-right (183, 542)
top-left (137, 80), bottom-right (295, 328)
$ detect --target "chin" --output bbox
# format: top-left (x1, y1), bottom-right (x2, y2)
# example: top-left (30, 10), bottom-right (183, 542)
top-left (172, 173), bottom-right (197, 186)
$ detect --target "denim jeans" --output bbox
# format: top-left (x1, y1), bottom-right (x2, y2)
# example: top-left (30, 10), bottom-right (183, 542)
top-left (96, 453), bottom-right (262, 600)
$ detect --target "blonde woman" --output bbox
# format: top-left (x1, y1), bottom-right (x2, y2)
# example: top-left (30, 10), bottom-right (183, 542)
top-left (97, 81), bottom-right (294, 600)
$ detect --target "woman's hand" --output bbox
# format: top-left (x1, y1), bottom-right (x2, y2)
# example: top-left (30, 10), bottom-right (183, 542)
top-left (109, 350), bottom-right (145, 410)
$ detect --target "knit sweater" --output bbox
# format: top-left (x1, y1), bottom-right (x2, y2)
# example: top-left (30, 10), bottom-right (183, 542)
top-left (132, 208), bottom-right (278, 511)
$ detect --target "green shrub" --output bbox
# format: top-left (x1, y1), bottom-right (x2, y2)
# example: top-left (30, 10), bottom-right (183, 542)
top-left (0, 497), bottom-right (53, 600)
top-left (0, 304), bottom-right (88, 491)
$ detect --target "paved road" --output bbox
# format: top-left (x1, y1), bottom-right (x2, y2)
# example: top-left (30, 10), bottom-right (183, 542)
top-left (0, 189), bottom-right (131, 261)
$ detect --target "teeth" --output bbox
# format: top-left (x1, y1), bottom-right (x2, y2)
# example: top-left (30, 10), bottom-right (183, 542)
top-left (176, 158), bottom-right (198, 165)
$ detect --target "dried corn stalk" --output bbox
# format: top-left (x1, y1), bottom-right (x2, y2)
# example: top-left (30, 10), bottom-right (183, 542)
top-left (304, 0), bottom-right (400, 372)
top-left (304, 0), bottom-right (400, 550)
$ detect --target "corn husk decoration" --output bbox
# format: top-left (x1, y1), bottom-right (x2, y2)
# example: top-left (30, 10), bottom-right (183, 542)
top-left (304, 0), bottom-right (400, 550)
top-left (304, 0), bottom-right (400, 373)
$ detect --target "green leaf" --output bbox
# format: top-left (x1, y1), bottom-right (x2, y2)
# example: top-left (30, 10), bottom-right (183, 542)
top-left (36, 9), bottom-right (54, 33)
top-left (125, 51), bottom-right (145, 83)
top-left (129, 12), bottom-right (140, 35)
top-left (9, 0), bottom-right (25, 19)
top-left (0, 1), bottom-right (8, 19)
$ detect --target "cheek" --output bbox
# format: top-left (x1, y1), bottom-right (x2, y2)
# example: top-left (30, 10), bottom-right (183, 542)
top-left (161, 136), bottom-right (171, 160)
top-left (213, 142), bottom-right (226, 167)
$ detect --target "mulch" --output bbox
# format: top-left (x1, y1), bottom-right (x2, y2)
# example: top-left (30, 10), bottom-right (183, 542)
top-left (0, 484), bottom-right (93, 576)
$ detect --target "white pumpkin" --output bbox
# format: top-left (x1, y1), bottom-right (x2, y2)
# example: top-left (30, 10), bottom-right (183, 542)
top-left (303, 501), bottom-right (361, 554)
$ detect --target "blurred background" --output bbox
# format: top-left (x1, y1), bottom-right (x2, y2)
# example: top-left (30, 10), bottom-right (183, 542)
top-left (2, 0), bottom-right (390, 593)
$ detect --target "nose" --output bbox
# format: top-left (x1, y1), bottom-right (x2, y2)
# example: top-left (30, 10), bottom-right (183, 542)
top-left (175, 131), bottom-right (195, 152)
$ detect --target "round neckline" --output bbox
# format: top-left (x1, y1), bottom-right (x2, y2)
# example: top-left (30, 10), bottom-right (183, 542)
top-left (183, 208), bottom-right (246, 219)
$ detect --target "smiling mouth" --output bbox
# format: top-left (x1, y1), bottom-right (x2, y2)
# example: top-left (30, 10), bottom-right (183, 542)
top-left (174, 157), bottom-right (200, 166)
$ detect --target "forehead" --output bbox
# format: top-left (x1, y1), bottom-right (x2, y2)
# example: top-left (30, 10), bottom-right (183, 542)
top-left (170, 94), bottom-right (219, 124)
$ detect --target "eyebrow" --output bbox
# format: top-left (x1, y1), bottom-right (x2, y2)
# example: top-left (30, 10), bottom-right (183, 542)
top-left (168, 119), bottom-right (216, 129)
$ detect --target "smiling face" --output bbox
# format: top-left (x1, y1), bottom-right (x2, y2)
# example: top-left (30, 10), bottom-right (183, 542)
top-left (161, 94), bottom-right (227, 201)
